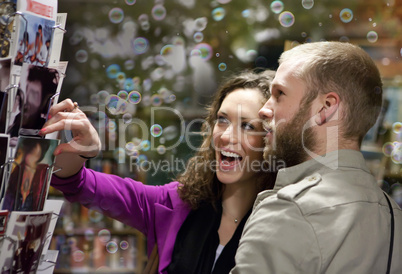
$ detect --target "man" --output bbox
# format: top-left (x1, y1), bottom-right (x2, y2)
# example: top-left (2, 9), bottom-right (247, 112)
top-left (21, 65), bottom-right (58, 132)
top-left (231, 41), bottom-right (402, 273)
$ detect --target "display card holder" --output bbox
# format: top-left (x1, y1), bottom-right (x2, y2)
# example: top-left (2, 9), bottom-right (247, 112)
top-left (0, 235), bottom-right (17, 273)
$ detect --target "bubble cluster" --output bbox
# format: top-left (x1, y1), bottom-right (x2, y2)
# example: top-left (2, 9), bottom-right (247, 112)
top-left (150, 124), bottom-right (163, 137)
top-left (340, 8), bottom-right (353, 23)
top-left (278, 11), bottom-right (295, 27)
top-left (109, 7), bottom-right (124, 24)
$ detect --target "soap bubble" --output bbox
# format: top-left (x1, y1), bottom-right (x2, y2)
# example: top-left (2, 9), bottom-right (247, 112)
top-left (109, 7), bottom-right (124, 24)
top-left (278, 11), bottom-right (295, 27)
top-left (270, 1), bottom-right (284, 14)
top-left (340, 8), bottom-right (353, 23)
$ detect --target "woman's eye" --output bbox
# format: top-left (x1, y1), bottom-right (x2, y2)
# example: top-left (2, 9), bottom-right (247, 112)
top-left (216, 116), bottom-right (229, 124)
top-left (242, 122), bottom-right (255, 130)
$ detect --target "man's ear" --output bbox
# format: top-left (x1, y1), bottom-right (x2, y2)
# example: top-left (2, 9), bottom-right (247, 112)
top-left (315, 92), bottom-right (340, 125)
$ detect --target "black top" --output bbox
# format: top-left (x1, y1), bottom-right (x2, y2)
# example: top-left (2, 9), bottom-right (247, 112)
top-left (167, 201), bottom-right (251, 274)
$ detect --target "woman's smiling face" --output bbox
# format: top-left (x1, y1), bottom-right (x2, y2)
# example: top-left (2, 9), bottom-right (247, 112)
top-left (213, 88), bottom-right (266, 186)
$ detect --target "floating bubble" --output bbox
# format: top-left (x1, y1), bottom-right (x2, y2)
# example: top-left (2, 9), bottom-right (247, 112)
top-left (97, 90), bottom-right (110, 105)
top-left (109, 7), bottom-right (124, 24)
top-left (163, 125), bottom-right (178, 140)
top-left (120, 240), bottom-right (129, 250)
top-left (152, 4), bottom-right (166, 21)
top-left (114, 147), bottom-right (126, 162)
top-left (106, 241), bottom-right (119, 254)
top-left (123, 113), bottom-right (133, 124)
top-left (157, 145), bottom-right (166, 155)
top-left (391, 144), bottom-right (402, 164)
top-left (140, 140), bottom-right (151, 151)
top-left (270, 1), bottom-right (284, 14)
top-left (124, 60), bottom-right (135, 70)
top-left (392, 122), bottom-right (402, 133)
top-left (242, 9), bottom-right (251, 18)
top-left (160, 44), bottom-right (174, 58)
top-left (302, 0), bottom-right (314, 10)
top-left (128, 90), bottom-right (141, 104)
top-left (72, 250), bottom-right (85, 262)
top-left (125, 0), bottom-right (136, 5)
top-left (98, 229), bottom-right (111, 243)
top-left (108, 119), bottom-right (117, 131)
top-left (151, 94), bottom-right (163, 106)
top-left (116, 72), bottom-right (126, 84)
top-left (383, 142), bottom-right (394, 157)
top-left (124, 78), bottom-right (135, 91)
top-left (106, 64), bottom-right (121, 79)
top-left (88, 209), bottom-right (103, 223)
top-left (190, 49), bottom-right (202, 57)
top-left (194, 43), bottom-right (213, 60)
top-left (84, 229), bottom-right (95, 241)
top-left (75, 49), bottom-right (88, 63)
top-left (212, 7), bottom-right (226, 21)
top-left (138, 154), bottom-right (148, 164)
top-left (117, 90), bottom-right (129, 100)
top-left (133, 37), bottom-right (149, 54)
top-left (194, 17), bottom-right (208, 31)
top-left (106, 95), bottom-right (124, 115)
top-left (218, 63), bottom-right (227, 71)
top-left (367, 31), bottom-right (378, 43)
top-left (150, 124), bottom-right (163, 137)
top-left (340, 8), bottom-right (353, 23)
top-left (279, 11), bottom-right (295, 27)
top-left (193, 32), bottom-right (204, 43)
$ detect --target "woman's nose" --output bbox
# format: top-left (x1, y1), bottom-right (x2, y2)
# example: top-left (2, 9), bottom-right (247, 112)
top-left (220, 124), bottom-right (239, 144)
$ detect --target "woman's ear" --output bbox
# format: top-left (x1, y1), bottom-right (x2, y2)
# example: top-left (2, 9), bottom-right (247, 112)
top-left (315, 92), bottom-right (340, 125)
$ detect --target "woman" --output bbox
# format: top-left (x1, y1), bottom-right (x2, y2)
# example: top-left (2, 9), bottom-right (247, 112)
top-left (43, 69), bottom-right (276, 274)
top-left (2, 137), bottom-right (50, 211)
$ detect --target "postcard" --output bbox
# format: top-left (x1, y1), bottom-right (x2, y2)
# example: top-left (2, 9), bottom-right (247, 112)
top-left (7, 63), bottom-right (60, 137)
top-left (1, 136), bottom-right (59, 212)
top-left (0, 210), bottom-right (53, 273)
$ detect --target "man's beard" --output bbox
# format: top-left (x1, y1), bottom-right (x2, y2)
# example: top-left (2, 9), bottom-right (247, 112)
top-left (264, 104), bottom-right (316, 168)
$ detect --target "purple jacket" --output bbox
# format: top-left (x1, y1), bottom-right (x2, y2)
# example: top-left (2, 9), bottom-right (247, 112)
top-left (51, 166), bottom-right (191, 273)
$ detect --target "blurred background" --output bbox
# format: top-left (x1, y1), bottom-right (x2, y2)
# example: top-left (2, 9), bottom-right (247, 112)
top-left (48, 0), bottom-right (402, 272)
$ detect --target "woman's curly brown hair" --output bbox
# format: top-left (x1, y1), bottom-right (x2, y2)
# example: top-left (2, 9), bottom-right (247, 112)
top-left (177, 69), bottom-right (276, 209)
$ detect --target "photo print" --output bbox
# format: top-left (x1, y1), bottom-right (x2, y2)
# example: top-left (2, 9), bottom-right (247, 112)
top-left (13, 12), bottom-right (55, 67)
top-left (1, 136), bottom-right (59, 212)
top-left (0, 210), bottom-right (52, 273)
top-left (7, 63), bottom-right (59, 137)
